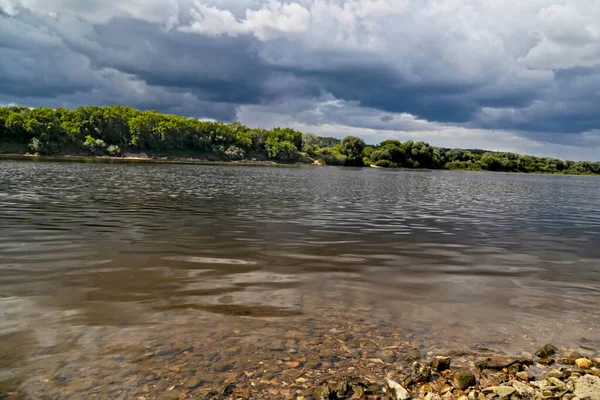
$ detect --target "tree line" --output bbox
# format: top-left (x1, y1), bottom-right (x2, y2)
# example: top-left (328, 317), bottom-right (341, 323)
top-left (0, 105), bottom-right (599, 175)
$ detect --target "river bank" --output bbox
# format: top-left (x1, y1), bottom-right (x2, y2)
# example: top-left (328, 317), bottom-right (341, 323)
top-left (0, 153), bottom-right (304, 167)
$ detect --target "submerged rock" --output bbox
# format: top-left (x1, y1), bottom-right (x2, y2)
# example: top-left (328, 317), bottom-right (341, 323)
top-left (411, 362), bottom-right (432, 382)
top-left (475, 356), bottom-right (533, 370)
top-left (376, 349), bottom-right (397, 364)
top-left (453, 372), bottom-right (476, 390)
top-left (535, 344), bottom-right (558, 358)
top-left (574, 375), bottom-right (600, 400)
top-left (432, 356), bottom-right (452, 372)
top-left (406, 348), bottom-right (422, 362)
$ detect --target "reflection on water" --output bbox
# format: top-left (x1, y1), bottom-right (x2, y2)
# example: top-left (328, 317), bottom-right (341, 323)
top-left (1, 161), bottom-right (600, 397)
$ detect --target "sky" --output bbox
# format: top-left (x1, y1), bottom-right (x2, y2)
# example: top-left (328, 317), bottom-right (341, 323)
top-left (1, 0), bottom-right (600, 160)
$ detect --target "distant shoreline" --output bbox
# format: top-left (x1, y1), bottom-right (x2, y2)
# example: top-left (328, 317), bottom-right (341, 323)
top-left (0, 153), bottom-right (305, 167)
top-left (2, 153), bottom-right (599, 177)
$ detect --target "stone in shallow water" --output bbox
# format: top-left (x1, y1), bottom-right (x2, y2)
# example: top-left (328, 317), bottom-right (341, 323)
top-left (535, 344), bottom-right (558, 358)
top-left (574, 375), bottom-right (600, 400)
top-left (432, 356), bottom-right (452, 372)
top-left (406, 348), bottom-right (422, 362)
top-left (412, 362), bottom-right (432, 382)
top-left (453, 372), bottom-right (476, 390)
top-left (376, 349), bottom-right (397, 364)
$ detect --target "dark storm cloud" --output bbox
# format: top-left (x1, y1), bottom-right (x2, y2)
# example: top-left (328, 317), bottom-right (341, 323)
top-left (1, 0), bottom-right (600, 157)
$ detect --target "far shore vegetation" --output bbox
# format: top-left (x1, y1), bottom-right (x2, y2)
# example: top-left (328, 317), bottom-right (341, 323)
top-left (1, 105), bottom-right (599, 175)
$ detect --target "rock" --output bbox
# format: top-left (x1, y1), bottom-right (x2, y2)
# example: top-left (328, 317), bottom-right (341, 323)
top-left (494, 386), bottom-right (516, 398)
top-left (281, 369), bottom-right (303, 383)
top-left (574, 375), bottom-right (600, 400)
top-left (424, 393), bottom-right (443, 400)
top-left (406, 348), bottom-right (422, 362)
top-left (183, 377), bottom-right (202, 389)
top-left (376, 349), bottom-right (397, 364)
top-left (576, 359), bottom-right (594, 369)
top-left (557, 354), bottom-right (582, 365)
top-left (516, 371), bottom-right (534, 381)
top-left (538, 357), bottom-right (556, 366)
top-left (220, 383), bottom-right (235, 396)
top-left (545, 377), bottom-right (566, 389)
top-left (432, 356), bottom-right (452, 372)
top-left (315, 384), bottom-right (333, 400)
top-left (412, 362), bottom-right (432, 382)
top-left (547, 368), bottom-right (569, 379)
top-left (590, 368), bottom-right (600, 378)
top-left (453, 372), bottom-right (477, 390)
top-left (475, 356), bottom-right (533, 370)
top-left (386, 379), bottom-right (412, 400)
top-left (512, 381), bottom-right (535, 397)
top-left (535, 344), bottom-right (558, 358)
top-left (333, 381), bottom-right (351, 398)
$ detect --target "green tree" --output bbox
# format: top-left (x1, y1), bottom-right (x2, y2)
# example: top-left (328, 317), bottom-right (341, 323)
top-left (302, 133), bottom-right (319, 151)
top-left (340, 136), bottom-right (366, 166)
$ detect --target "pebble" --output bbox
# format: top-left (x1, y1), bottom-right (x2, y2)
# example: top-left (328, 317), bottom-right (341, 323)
top-left (411, 362), bottom-right (432, 382)
top-left (386, 379), bottom-right (411, 400)
top-left (575, 358), bottom-right (593, 369)
top-left (512, 380), bottom-right (534, 396)
top-left (453, 372), bottom-right (476, 390)
top-left (515, 371), bottom-right (533, 381)
top-left (493, 386), bottom-right (516, 397)
top-left (535, 344), bottom-right (558, 358)
top-left (376, 349), bottom-right (397, 364)
top-left (432, 356), bottom-right (452, 372)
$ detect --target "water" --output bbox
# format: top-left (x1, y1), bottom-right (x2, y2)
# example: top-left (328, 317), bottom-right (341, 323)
top-left (1, 161), bottom-right (600, 398)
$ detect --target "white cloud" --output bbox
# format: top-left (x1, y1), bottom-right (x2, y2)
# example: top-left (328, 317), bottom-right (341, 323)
top-left (0, 0), bottom-right (180, 26)
top-left (181, 1), bottom-right (311, 40)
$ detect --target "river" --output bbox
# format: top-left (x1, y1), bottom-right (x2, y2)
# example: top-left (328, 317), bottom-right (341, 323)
top-left (1, 161), bottom-right (599, 398)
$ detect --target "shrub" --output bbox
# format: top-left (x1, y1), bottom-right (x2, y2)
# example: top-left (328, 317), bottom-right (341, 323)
top-left (225, 145), bottom-right (245, 160)
top-left (82, 135), bottom-right (107, 155)
top-left (375, 159), bottom-right (394, 168)
top-left (266, 140), bottom-right (300, 162)
top-left (107, 145), bottom-right (121, 156)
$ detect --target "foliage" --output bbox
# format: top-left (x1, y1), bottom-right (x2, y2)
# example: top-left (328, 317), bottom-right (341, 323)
top-left (83, 135), bottom-right (107, 156)
top-left (266, 140), bottom-right (300, 162)
top-left (107, 145), bottom-right (121, 157)
top-left (301, 133), bottom-right (319, 151)
top-left (317, 147), bottom-right (346, 165)
top-left (0, 105), bottom-right (599, 175)
top-left (340, 136), bottom-right (366, 166)
top-left (374, 159), bottom-right (394, 168)
top-left (224, 145), bottom-right (245, 161)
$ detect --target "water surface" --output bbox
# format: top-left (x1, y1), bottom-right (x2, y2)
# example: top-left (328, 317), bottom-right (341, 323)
top-left (1, 161), bottom-right (599, 398)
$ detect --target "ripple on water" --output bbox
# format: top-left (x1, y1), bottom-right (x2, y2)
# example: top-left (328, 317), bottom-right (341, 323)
top-left (1, 162), bottom-right (600, 398)
top-left (162, 256), bottom-right (258, 265)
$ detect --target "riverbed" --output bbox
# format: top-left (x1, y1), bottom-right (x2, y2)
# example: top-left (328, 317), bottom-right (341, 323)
top-left (0, 161), bottom-right (599, 398)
